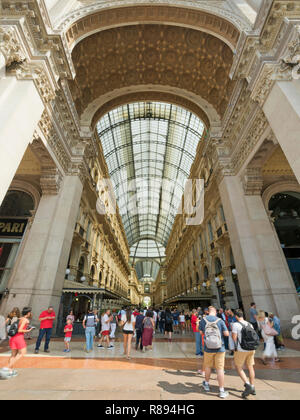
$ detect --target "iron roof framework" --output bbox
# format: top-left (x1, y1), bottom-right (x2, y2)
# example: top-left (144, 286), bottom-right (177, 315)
top-left (97, 102), bottom-right (204, 279)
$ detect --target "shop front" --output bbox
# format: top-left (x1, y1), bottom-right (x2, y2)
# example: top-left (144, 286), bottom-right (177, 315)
top-left (56, 280), bottom-right (131, 336)
top-left (0, 190), bottom-right (35, 303)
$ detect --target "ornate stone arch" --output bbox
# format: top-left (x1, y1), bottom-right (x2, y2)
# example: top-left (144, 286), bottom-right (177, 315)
top-left (262, 181), bottom-right (300, 210)
top-left (63, 4), bottom-right (242, 52)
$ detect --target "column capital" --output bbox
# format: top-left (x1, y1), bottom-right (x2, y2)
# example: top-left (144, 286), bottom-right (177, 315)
top-left (242, 167), bottom-right (264, 196)
top-left (0, 26), bottom-right (26, 70)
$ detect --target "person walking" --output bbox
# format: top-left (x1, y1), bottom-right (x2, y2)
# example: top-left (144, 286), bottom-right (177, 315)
top-left (98, 309), bottom-right (114, 349)
top-left (200, 306), bottom-right (230, 399)
top-left (6, 308), bottom-right (20, 336)
top-left (64, 319), bottom-right (73, 353)
top-left (172, 308), bottom-right (180, 334)
top-left (0, 307), bottom-right (34, 379)
top-left (257, 311), bottom-right (279, 364)
top-left (83, 308), bottom-right (98, 353)
top-left (120, 308), bottom-right (135, 359)
top-left (109, 309), bottom-right (118, 339)
top-left (158, 308), bottom-right (165, 335)
top-left (191, 309), bottom-right (203, 356)
top-left (227, 309), bottom-right (237, 356)
top-left (164, 308), bottom-right (174, 342)
top-left (232, 309), bottom-right (260, 399)
top-left (249, 303), bottom-right (258, 332)
top-left (142, 310), bottom-right (155, 352)
top-left (135, 309), bottom-right (145, 351)
top-left (269, 313), bottom-right (285, 351)
top-left (34, 306), bottom-right (56, 354)
top-left (179, 311), bottom-right (186, 334)
top-left (185, 311), bottom-right (191, 333)
top-left (66, 310), bottom-right (75, 324)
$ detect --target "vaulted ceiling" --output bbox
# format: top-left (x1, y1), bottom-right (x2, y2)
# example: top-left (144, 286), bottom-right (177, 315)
top-left (68, 24), bottom-right (235, 120)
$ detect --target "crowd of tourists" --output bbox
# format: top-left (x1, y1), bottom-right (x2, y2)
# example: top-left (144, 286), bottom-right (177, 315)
top-left (0, 302), bottom-right (286, 399)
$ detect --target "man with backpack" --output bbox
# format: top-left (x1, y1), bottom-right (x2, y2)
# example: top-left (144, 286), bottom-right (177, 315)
top-left (199, 306), bottom-right (229, 399)
top-left (232, 309), bottom-right (260, 399)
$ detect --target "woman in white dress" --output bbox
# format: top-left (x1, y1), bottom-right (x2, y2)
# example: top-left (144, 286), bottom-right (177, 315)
top-left (257, 311), bottom-right (280, 364)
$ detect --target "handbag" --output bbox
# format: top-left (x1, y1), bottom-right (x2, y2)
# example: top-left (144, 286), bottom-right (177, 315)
top-left (262, 322), bottom-right (278, 337)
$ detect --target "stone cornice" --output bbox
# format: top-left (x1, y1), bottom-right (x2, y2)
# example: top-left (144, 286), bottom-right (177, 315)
top-left (56, 0), bottom-right (251, 35)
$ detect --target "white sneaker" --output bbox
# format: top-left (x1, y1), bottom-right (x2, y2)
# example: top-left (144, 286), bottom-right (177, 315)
top-left (202, 381), bottom-right (210, 392)
top-left (219, 390), bottom-right (229, 399)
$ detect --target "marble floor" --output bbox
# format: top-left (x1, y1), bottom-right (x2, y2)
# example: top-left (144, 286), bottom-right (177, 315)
top-left (0, 333), bottom-right (299, 400)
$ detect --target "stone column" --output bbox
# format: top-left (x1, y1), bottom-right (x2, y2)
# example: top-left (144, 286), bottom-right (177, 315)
top-left (0, 77), bottom-right (44, 204)
top-left (2, 175), bottom-right (83, 326)
top-left (264, 80), bottom-right (300, 183)
top-left (219, 175), bottom-right (300, 333)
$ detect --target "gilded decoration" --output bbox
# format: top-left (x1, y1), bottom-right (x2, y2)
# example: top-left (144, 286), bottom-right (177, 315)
top-left (68, 24), bottom-right (235, 118)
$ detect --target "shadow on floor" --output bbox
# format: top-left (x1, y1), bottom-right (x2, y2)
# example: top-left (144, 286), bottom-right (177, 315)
top-left (157, 380), bottom-right (244, 399)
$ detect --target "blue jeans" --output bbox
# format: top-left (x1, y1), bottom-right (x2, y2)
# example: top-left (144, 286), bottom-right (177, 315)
top-left (195, 331), bottom-right (203, 355)
top-left (85, 327), bottom-right (95, 351)
top-left (159, 320), bottom-right (165, 334)
top-left (35, 328), bottom-right (52, 351)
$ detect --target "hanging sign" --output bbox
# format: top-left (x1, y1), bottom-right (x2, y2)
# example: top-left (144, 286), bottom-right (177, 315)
top-left (0, 218), bottom-right (28, 238)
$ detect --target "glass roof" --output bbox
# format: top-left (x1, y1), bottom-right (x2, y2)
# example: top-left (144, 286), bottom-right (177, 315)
top-left (130, 239), bottom-right (166, 261)
top-left (97, 102), bottom-right (205, 279)
top-left (135, 260), bottom-right (161, 282)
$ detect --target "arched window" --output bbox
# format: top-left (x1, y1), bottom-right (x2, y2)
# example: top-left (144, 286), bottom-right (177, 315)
top-left (204, 266), bottom-right (209, 280)
top-left (0, 190), bottom-right (34, 217)
top-left (215, 257), bottom-right (222, 275)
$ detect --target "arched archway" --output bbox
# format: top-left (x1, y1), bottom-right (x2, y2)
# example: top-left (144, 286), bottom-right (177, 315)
top-left (268, 191), bottom-right (300, 294)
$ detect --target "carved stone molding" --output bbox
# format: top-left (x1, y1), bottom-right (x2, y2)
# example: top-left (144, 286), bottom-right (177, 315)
top-left (38, 110), bottom-right (71, 174)
top-left (68, 160), bottom-right (89, 185)
top-left (59, 1), bottom-right (247, 41)
top-left (31, 137), bottom-right (63, 195)
top-left (0, 26), bottom-right (26, 67)
top-left (242, 167), bottom-right (264, 195)
top-left (231, 109), bottom-right (270, 175)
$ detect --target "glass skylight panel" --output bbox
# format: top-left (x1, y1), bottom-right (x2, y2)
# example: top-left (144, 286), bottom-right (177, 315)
top-left (97, 101), bottom-right (204, 279)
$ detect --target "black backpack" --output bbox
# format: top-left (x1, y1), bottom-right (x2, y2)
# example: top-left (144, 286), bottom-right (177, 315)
top-left (8, 320), bottom-right (20, 337)
top-left (237, 321), bottom-right (260, 351)
top-left (165, 313), bottom-right (173, 324)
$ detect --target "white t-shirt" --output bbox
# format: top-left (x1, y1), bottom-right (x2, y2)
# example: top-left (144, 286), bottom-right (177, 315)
top-left (101, 314), bottom-right (110, 332)
top-left (179, 315), bottom-right (185, 323)
top-left (232, 320), bottom-right (254, 352)
top-left (153, 311), bottom-right (157, 322)
top-left (121, 314), bottom-right (136, 332)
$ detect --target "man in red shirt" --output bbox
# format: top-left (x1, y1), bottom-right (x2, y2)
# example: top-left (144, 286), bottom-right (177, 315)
top-left (34, 306), bottom-right (56, 354)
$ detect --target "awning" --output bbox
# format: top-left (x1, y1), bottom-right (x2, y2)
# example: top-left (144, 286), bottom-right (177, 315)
top-left (165, 294), bottom-right (212, 304)
top-left (62, 280), bottom-right (130, 302)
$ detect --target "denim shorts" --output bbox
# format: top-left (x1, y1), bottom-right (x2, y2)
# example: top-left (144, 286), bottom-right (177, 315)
top-left (64, 337), bottom-right (71, 342)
